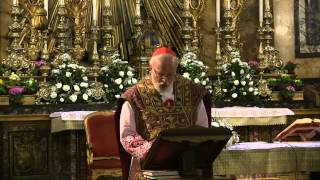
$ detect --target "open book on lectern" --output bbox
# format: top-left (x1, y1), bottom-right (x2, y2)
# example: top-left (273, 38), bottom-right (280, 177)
top-left (140, 126), bottom-right (232, 171)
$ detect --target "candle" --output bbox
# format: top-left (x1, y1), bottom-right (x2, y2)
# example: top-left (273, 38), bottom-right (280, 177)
top-left (216, 0), bottom-right (220, 26)
top-left (60, 0), bottom-right (65, 6)
top-left (44, 0), bottom-right (48, 19)
top-left (93, 0), bottom-right (97, 25)
top-left (136, 0), bottom-right (141, 17)
top-left (259, 0), bottom-right (263, 26)
top-left (105, 0), bottom-right (110, 8)
top-left (226, 0), bottom-right (230, 10)
top-left (185, 0), bottom-right (189, 11)
top-left (13, 0), bottom-right (18, 6)
top-left (265, 0), bottom-right (270, 11)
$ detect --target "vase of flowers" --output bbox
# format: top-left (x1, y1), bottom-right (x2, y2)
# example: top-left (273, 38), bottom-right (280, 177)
top-left (284, 60), bottom-right (298, 74)
top-left (215, 51), bottom-right (260, 103)
top-left (98, 53), bottom-right (138, 104)
top-left (45, 53), bottom-right (94, 104)
top-left (178, 52), bottom-right (212, 92)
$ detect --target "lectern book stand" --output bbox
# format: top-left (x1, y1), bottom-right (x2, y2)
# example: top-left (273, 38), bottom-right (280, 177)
top-left (140, 126), bottom-right (232, 178)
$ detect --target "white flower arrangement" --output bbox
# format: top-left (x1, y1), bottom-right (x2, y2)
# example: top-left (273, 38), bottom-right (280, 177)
top-left (215, 51), bottom-right (260, 102)
top-left (178, 52), bottom-right (212, 92)
top-left (211, 116), bottom-right (239, 147)
top-left (43, 53), bottom-right (94, 104)
top-left (98, 53), bottom-right (138, 104)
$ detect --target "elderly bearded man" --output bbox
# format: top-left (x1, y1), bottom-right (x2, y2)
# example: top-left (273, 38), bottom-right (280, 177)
top-left (115, 47), bottom-right (212, 180)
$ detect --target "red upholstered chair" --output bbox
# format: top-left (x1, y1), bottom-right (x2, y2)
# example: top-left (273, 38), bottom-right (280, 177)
top-left (84, 111), bottom-right (122, 180)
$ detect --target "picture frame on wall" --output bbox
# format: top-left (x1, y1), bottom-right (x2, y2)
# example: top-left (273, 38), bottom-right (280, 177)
top-left (294, 0), bottom-right (320, 58)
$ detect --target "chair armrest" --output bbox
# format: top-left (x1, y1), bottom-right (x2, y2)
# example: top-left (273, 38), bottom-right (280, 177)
top-left (86, 143), bottom-right (94, 166)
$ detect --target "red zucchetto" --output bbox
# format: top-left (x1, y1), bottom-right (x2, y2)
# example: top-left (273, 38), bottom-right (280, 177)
top-left (151, 47), bottom-right (176, 57)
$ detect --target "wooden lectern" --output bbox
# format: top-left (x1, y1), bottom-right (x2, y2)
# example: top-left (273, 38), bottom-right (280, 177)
top-left (140, 127), bottom-right (232, 179)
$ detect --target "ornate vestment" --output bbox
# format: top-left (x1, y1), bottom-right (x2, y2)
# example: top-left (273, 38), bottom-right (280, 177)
top-left (122, 75), bottom-right (207, 140)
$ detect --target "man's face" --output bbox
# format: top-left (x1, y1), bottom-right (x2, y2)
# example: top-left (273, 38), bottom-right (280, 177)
top-left (150, 58), bottom-right (176, 92)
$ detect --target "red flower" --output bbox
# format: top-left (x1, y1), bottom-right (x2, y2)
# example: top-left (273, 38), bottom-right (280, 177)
top-left (163, 98), bottom-right (175, 106)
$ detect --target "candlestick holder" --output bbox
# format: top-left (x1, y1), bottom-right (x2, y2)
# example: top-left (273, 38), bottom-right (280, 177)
top-left (100, 4), bottom-right (115, 65)
top-left (1, 2), bottom-right (31, 73)
top-left (182, 0), bottom-right (194, 53)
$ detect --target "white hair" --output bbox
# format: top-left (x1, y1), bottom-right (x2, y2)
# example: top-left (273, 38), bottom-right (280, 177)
top-left (149, 54), bottom-right (179, 68)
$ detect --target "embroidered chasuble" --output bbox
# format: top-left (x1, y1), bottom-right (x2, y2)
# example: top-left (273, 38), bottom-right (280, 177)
top-left (123, 75), bottom-right (207, 141)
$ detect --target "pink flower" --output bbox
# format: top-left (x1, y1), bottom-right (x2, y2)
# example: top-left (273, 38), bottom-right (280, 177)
top-left (34, 60), bottom-right (46, 68)
top-left (286, 85), bottom-right (295, 92)
top-left (8, 86), bottom-right (24, 95)
top-left (248, 60), bottom-right (259, 68)
top-left (163, 98), bottom-right (175, 106)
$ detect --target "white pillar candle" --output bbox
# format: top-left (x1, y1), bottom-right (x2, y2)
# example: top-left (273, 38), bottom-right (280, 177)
top-left (13, 0), bottom-right (18, 6)
top-left (216, 0), bottom-right (220, 27)
top-left (259, 0), bottom-right (263, 26)
top-left (60, 0), bottom-right (65, 6)
top-left (93, 0), bottom-right (98, 25)
top-left (44, 0), bottom-right (48, 19)
top-left (185, 0), bottom-right (189, 11)
top-left (226, 0), bottom-right (230, 10)
top-left (105, 0), bottom-right (110, 8)
top-left (265, 0), bottom-right (270, 11)
top-left (136, 0), bottom-right (141, 17)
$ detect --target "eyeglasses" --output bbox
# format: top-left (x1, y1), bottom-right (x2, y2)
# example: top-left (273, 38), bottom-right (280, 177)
top-left (151, 68), bottom-right (175, 80)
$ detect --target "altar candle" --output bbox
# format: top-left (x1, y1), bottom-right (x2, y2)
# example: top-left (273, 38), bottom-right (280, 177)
top-left (216, 0), bottom-right (220, 27)
top-left (93, 0), bottom-right (98, 25)
top-left (265, 0), bottom-right (270, 11)
top-left (185, 0), bottom-right (189, 11)
top-left (136, 0), bottom-right (141, 17)
top-left (44, 0), bottom-right (48, 19)
top-left (226, 0), bottom-right (230, 10)
top-left (105, 0), bottom-right (110, 8)
top-left (259, 0), bottom-right (263, 26)
top-left (60, 0), bottom-right (65, 6)
top-left (13, 0), bottom-right (18, 6)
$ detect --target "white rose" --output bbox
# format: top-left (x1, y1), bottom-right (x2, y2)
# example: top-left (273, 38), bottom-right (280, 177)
top-left (115, 78), bottom-right (122, 85)
top-left (254, 91), bottom-right (259, 95)
top-left (241, 81), bottom-right (246, 86)
top-left (87, 90), bottom-right (92, 96)
top-left (231, 72), bottom-right (236, 77)
top-left (59, 98), bottom-right (64, 102)
top-left (52, 69), bottom-right (60, 74)
top-left (115, 94), bottom-right (120, 98)
top-left (223, 89), bottom-right (227, 92)
top-left (50, 92), bottom-right (57, 98)
top-left (201, 81), bottom-right (207, 85)
top-left (183, 72), bottom-right (190, 79)
top-left (83, 76), bottom-right (88, 81)
top-left (62, 85), bottom-right (70, 91)
top-left (119, 84), bottom-right (124, 89)
top-left (232, 93), bottom-right (238, 98)
top-left (240, 69), bottom-right (244, 74)
top-left (132, 78), bottom-right (137, 84)
top-left (128, 80), bottom-right (132, 85)
top-left (249, 81), bottom-right (254, 86)
top-left (201, 72), bottom-right (206, 77)
top-left (127, 71), bottom-right (133, 77)
top-left (246, 74), bottom-right (250, 78)
top-left (119, 71), bottom-right (125, 77)
top-left (73, 85), bottom-right (80, 91)
top-left (65, 72), bottom-right (72, 77)
top-left (194, 78), bottom-right (200, 84)
top-left (234, 80), bottom-right (239, 86)
top-left (80, 82), bottom-right (88, 87)
top-left (243, 92), bottom-right (247, 95)
top-left (104, 84), bottom-right (108, 88)
top-left (69, 94), bottom-right (78, 102)
top-left (82, 93), bottom-right (89, 101)
top-left (249, 87), bottom-right (254, 92)
top-left (56, 83), bottom-right (62, 89)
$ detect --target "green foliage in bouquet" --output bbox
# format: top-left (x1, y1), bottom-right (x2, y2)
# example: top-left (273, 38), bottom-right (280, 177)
top-left (216, 51), bottom-right (260, 102)
top-left (98, 53), bottom-right (138, 104)
top-left (268, 74), bottom-right (303, 100)
top-left (178, 52), bottom-right (212, 91)
top-left (47, 53), bottom-right (93, 104)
